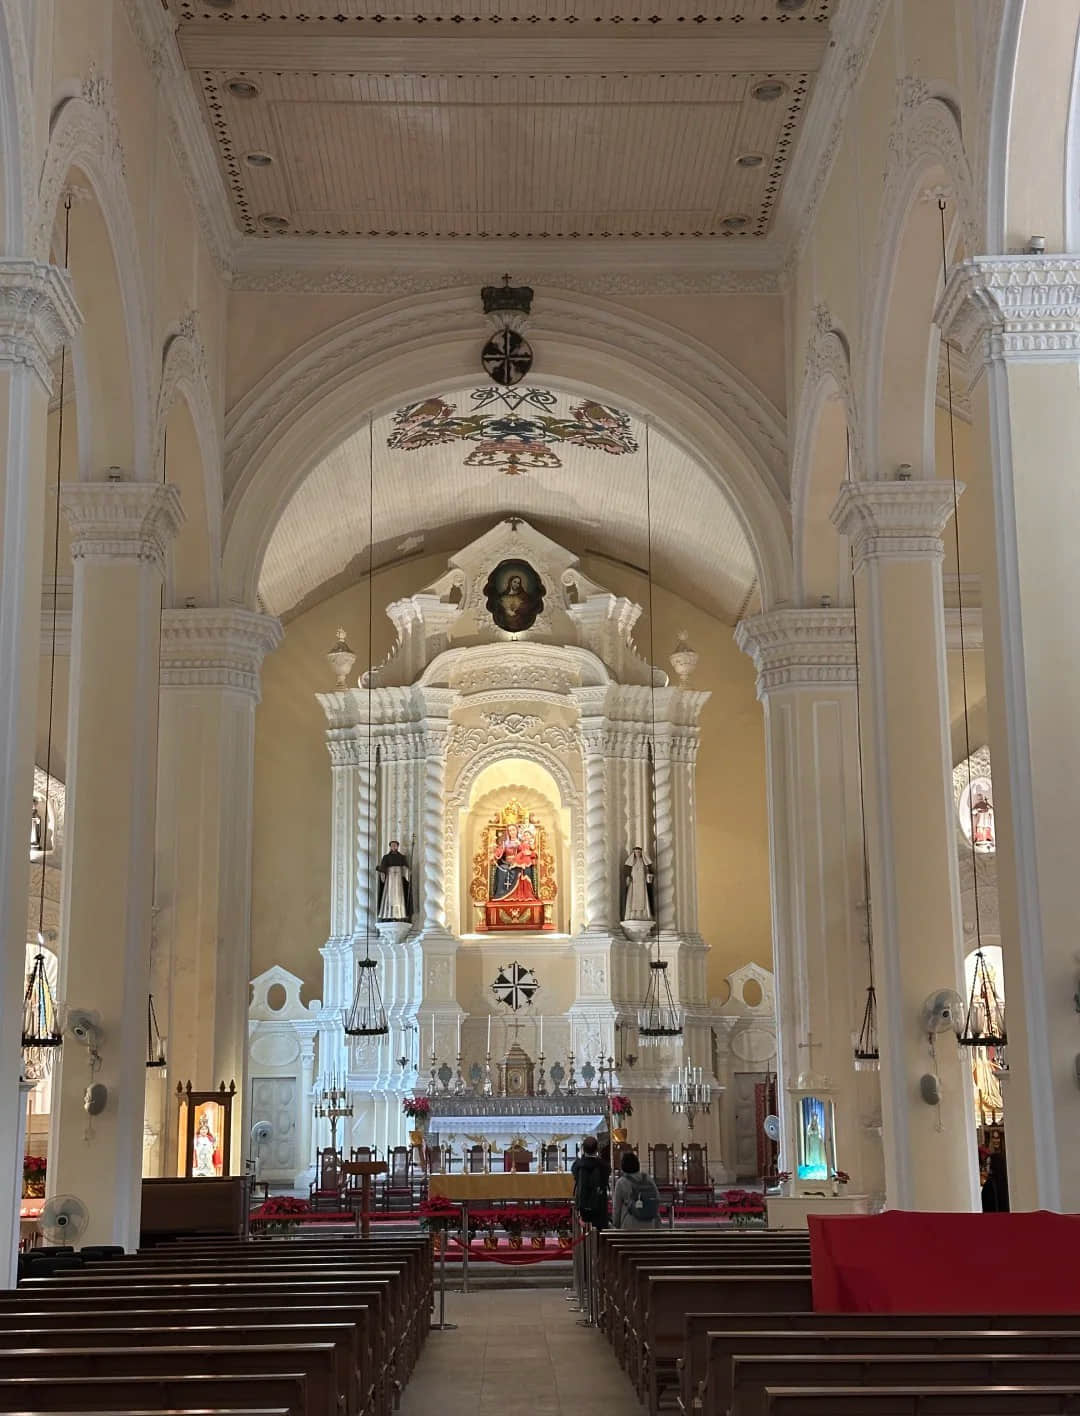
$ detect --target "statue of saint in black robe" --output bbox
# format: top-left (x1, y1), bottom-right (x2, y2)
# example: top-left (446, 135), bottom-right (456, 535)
top-left (376, 842), bottom-right (412, 921)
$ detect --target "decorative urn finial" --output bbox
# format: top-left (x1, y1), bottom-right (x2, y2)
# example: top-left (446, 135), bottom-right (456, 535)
top-left (327, 626), bottom-right (357, 688)
top-left (670, 630), bottom-right (699, 686)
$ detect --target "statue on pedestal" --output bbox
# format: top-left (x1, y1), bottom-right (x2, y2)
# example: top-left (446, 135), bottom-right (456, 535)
top-left (376, 840), bottom-right (412, 921)
top-left (622, 846), bottom-right (655, 922)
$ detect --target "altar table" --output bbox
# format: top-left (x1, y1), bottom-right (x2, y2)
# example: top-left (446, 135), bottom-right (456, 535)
top-left (429, 1172), bottom-right (574, 1201)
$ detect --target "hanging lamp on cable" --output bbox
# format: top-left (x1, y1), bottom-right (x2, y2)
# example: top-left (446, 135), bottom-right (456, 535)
top-left (933, 200), bottom-right (1007, 1055)
top-left (849, 490), bottom-right (879, 1071)
top-left (22, 196), bottom-right (74, 1080)
top-left (345, 417), bottom-right (389, 1040)
top-left (636, 421), bottom-right (683, 1045)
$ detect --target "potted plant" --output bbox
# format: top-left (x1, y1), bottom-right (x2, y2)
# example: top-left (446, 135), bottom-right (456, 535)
top-left (523, 1207), bottom-right (551, 1250)
top-left (418, 1195), bottom-right (459, 1253)
top-left (250, 1195), bottom-right (311, 1237)
top-left (476, 1208), bottom-right (499, 1250)
top-left (609, 1095), bottom-right (633, 1143)
top-left (719, 1188), bottom-right (766, 1228)
top-left (22, 1154), bottom-right (46, 1199)
top-left (402, 1095), bottom-right (431, 1147)
top-left (501, 1208), bottom-right (525, 1249)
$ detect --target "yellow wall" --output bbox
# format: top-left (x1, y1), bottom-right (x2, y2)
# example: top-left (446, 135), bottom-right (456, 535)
top-left (252, 548), bottom-right (773, 1004)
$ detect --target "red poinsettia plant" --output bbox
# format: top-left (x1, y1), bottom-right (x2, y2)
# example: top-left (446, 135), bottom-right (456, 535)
top-left (609, 1095), bottom-right (633, 1117)
top-left (418, 1196), bottom-right (460, 1232)
top-left (402, 1096), bottom-right (431, 1120)
top-left (831, 1169), bottom-right (850, 1186)
top-left (22, 1154), bottom-right (46, 1197)
top-left (250, 1195), bottom-right (311, 1234)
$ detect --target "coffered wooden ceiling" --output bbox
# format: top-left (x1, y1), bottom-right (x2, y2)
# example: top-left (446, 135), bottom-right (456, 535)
top-left (171, 0), bottom-right (832, 243)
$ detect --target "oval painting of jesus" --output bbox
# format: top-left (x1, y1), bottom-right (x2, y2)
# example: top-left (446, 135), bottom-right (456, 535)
top-left (483, 558), bottom-right (546, 633)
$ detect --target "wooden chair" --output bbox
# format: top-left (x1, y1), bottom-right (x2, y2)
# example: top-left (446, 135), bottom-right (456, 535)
top-left (467, 1144), bottom-right (487, 1174)
top-left (424, 1144), bottom-right (445, 1174)
top-left (540, 1143), bottom-right (562, 1172)
top-left (682, 1142), bottom-right (713, 1206)
top-left (346, 1145), bottom-right (374, 1200)
top-left (308, 1147), bottom-right (345, 1211)
top-left (503, 1145), bottom-right (533, 1173)
top-left (649, 1142), bottom-right (678, 1208)
top-left (382, 1145), bottom-right (414, 1212)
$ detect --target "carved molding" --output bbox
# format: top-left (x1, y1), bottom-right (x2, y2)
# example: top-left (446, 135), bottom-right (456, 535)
top-left (937, 256), bottom-right (1080, 363)
top-left (0, 260), bottom-right (82, 391)
top-left (62, 481), bottom-right (185, 571)
top-left (831, 480), bottom-right (961, 570)
top-left (735, 608), bottom-right (856, 699)
top-left (160, 607), bottom-right (283, 698)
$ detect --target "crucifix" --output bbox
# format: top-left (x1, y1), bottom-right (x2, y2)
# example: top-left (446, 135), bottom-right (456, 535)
top-left (797, 1034), bottom-right (823, 1073)
top-left (506, 1015), bottom-right (525, 1051)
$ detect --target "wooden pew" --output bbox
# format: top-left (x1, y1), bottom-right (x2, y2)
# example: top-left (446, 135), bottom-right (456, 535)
top-left (765, 1386), bottom-right (1080, 1416)
top-left (0, 1344), bottom-right (340, 1416)
top-left (678, 1311), bottom-right (1080, 1415)
top-left (0, 1373), bottom-right (306, 1413)
top-left (732, 1353), bottom-right (1080, 1416)
top-left (701, 1329), bottom-right (1080, 1416)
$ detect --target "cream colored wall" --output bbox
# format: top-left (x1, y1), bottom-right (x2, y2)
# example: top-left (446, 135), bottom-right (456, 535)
top-left (252, 549), bottom-right (772, 1004)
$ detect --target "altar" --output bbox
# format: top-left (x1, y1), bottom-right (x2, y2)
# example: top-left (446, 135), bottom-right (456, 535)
top-left (426, 1094), bottom-right (608, 1154)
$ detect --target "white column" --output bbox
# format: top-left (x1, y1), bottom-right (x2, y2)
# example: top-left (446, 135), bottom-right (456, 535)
top-left (419, 693), bottom-right (453, 940)
top-left (735, 608), bottom-right (884, 1200)
top-left (580, 723), bottom-right (611, 932)
top-left (938, 256), bottom-right (1080, 1211)
top-left (0, 263), bottom-right (79, 1286)
top-left (50, 481), bottom-right (184, 1250)
top-left (155, 609), bottom-right (282, 1174)
top-left (832, 481), bottom-right (978, 1211)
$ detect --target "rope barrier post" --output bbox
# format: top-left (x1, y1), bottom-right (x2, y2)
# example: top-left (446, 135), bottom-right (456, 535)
top-left (568, 1208), bottom-right (584, 1309)
top-left (460, 1202), bottom-right (469, 1294)
top-left (430, 1229), bottom-right (457, 1331)
top-left (576, 1221), bottom-right (596, 1328)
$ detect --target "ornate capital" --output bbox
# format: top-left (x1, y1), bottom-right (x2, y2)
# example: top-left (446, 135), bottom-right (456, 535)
top-left (160, 608), bottom-right (283, 699)
top-left (62, 482), bottom-right (184, 572)
top-left (735, 608), bottom-right (856, 699)
top-left (937, 256), bottom-right (1080, 364)
top-left (0, 260), bottom-right (82, 392)
top-left (830, 480), bottom-right (960, 570)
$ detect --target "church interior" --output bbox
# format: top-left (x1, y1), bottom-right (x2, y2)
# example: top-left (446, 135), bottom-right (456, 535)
top-left (3, 0), bottom-right (1080, 1408)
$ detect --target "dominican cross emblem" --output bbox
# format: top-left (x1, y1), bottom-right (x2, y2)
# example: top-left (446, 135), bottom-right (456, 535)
top-left (491, 961), bottom-right (539, 1011)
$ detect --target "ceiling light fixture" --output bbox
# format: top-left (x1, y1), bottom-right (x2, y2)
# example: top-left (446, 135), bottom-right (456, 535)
top-left (736, 153), bottom-right (765, 168)
top-left (721, 215), bottom-right (750, 232)
top-left (206, 0), bottom-right (237, 9)
top-left (776, 0), bottom-right (808, 11)
top-left (258, 213), bottom-right (290, 232)
top-left (227, 78), bottom-right (261, 99)
top-left (245, 152), bottom-right (274, 168)
top-left (752, 80), bottom-right (786, 102)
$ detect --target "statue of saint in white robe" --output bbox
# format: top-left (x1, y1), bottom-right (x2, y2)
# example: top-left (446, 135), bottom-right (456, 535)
top-left (622, 847), bottom-right (655, 921)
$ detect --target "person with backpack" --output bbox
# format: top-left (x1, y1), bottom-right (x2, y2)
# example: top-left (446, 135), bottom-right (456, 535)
top-left (612, 1149), bottom-right (661, 1229)
top-left (571, 1135), bottom-right (610, 1230)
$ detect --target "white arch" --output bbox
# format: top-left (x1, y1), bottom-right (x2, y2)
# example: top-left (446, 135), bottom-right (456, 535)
top-left (790, 304), bottom-right (860, 604)
top-left (222, 287), bottom-right (793, 613)
top-left (860, 90), bottom-right (979, 480)
top-left (33, 83), bottom-right (152, 477)
top-left (156, 314), bottom-right (223, 602)
top-left (0, 1), bottom-right (34, 253)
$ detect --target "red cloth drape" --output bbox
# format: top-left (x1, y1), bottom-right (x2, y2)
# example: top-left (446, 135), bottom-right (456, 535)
top-left (809, 1211), bottom-right (1080, 1313)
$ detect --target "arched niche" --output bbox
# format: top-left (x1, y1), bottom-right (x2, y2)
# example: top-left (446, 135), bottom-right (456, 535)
top-left (453, 756), bottom-right (574, 939)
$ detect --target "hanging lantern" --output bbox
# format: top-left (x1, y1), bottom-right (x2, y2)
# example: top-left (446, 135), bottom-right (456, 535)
top-left (853, 984), bottom-right (880, 1072)
top-left (637, 948), bottom-right (682, 1044)
top-left (344, 951), bottom-right (389, 1038)
top-left (22, 939), bottom-right (62, 1080)
top-left (958, 948), bottom-right (1007, 1049)
top-left (146, 993), bottom-right (167, 1068)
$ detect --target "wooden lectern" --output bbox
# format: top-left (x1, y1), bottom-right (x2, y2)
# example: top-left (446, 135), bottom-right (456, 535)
top-left (342, 1159), bottom-right (387, 1238)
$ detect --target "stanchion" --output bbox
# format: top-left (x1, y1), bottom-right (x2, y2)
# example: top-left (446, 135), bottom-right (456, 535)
top-left (568, 1208), bottom-right (585, 1310)
top-left (460, 1202), bottom-right (470, 1294)
top-left (431, 1231), bottom-right (458, 1331)
top-left (576, 1221), bottom-right (596, 1328)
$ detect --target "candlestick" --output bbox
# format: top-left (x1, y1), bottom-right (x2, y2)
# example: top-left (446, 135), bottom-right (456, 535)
top-left (456, 1015), bottom-right (462, 1054)
top-left (431, 1013), bottom-right (436, 1058)
top-left (487, 1014), bottom-right (491, 1052)
top-left (539, 1015), bottom-right (543, 1054)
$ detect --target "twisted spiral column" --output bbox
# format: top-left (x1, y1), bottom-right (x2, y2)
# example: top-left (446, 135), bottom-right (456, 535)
top-left (582, 729), bottom-right (610, 930)
top-left (653, 737), bottom-right (677, 935)
top-left (422, 739), bottom-right (448, 930)
top-left (353, 741), bottom-right (376, 941)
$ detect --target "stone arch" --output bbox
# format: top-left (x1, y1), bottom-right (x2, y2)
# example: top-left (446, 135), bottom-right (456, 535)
top-left (791, 305), bottom-right (860, 605)
top-left (222, 287), bottom-right (793, 613)
top-left (445, 739), bottom-right (582, 938)
top-left (862, 90), bottom-right (978, 482)
top-left (156, 316), bottom-right (222, 605)
top-left (33, 79), bottom-right (152, 477)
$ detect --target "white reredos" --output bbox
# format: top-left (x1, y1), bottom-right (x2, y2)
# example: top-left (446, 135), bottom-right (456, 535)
top-left (258, 381), bottom-right (759, 622)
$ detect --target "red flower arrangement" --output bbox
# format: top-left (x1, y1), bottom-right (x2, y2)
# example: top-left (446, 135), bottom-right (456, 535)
top-left (609, 1095), bottom-right (633, 1117)
top-left (250, 1195), bottom-right (312, 1234)
top-left (402, 1096), bottom-right (431, 1120)
top-left (22, 1154), bottom-right (46, 1198)
top-left (718, 1188), bottom-right (766, 1225)
top-left (418, 1196), bottom-right (460, 1232)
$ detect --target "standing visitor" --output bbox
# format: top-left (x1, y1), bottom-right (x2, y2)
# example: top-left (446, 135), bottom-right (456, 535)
top-left (572, 1135), bottom-right (610, 1230)
top-left (612, 1150), bottom-right (661, 1229)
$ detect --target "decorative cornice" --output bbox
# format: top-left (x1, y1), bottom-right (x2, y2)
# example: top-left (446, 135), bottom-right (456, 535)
top-left (159, 607), bottom-right (283, 698)
top-left (830, 480), bottom-right (961, 570)
top-left (937, 256), bottom-right (1080, 364)
top-left (61, 482), bottom-right (185, 571)
top-left (734, 607), bottom-right (856, 699)
top-left (0, 261), bottom-right (82, 392)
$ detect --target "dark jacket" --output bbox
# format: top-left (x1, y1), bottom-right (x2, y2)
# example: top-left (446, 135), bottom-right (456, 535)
top-left (571, 1152), bottom-right (610, 1227)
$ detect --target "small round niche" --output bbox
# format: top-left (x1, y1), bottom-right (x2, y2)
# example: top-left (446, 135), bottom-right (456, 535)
top-left (266, 982), bottom-right (287, 1012)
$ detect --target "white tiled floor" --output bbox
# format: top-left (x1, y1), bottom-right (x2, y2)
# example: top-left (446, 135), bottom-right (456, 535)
top-left (401, 1285), bottom-right (647, 1416)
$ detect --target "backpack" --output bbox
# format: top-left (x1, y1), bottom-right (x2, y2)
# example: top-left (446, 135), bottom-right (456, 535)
top-left (576, 1160), bottom-right (607, 1219)
top-left (631, 1179), bottom-right (659, 1222)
